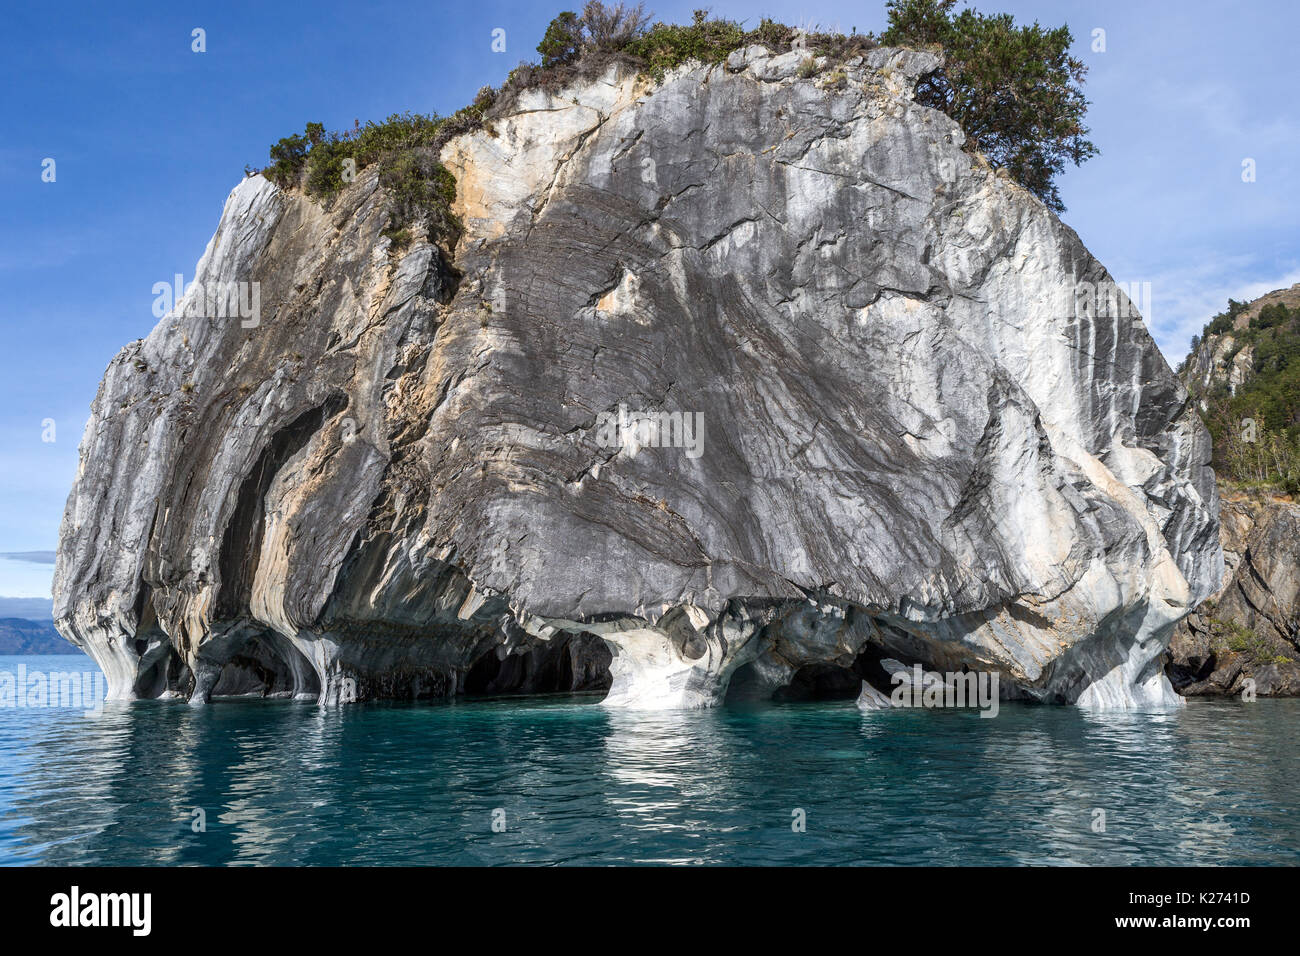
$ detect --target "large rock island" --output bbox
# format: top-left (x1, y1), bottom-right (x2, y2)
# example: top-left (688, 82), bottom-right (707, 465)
top-left (53, 46), bottom-right (1221, 710)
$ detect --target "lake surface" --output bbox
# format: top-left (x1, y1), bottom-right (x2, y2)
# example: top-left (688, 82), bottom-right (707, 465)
top-left (1, 653), bottom-right (1297, 865)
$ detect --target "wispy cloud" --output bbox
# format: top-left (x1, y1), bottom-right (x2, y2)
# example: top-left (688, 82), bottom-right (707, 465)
top-left (1138, 262), bottom-right (1300, 363)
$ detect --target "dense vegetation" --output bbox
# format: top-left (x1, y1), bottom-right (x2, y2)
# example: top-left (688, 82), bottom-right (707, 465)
top-left (255, 100), bottom-right (493, 245)
top-left (881, 0), bottom-right (1095, 213)
top-left (533, 0), bottom-right (1095, 209)
top-left (1198, 615), bottom-right (1293, 666)
top-left (252, 1), bottom-right (1097, 241)
top-left (537, 5), bottom-right (877, 79)
top-left (1186, 299), bottom-right (1300, 493)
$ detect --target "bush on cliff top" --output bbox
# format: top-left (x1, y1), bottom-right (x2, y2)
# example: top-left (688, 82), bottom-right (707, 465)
top-left (881, 0), bottom-right (1096, 213)
top-left (537, 1), bottom-right (1094, 209)
top-left (259, 112), bottom-right (462, 243)
top-left (254, 1), bottom-right (1097, 237)
top-left (537, 5), bottom-right (876, 79)
top-left (537, 0), bottom-right (1094, 209)
top-left (257, 83), bottom-right (500, 240)
top-left (538, 2), bottom-right (654, 66)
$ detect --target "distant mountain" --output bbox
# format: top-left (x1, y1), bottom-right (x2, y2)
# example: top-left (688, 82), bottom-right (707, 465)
top-left (0, 597), bottom-right (54, 620)
top-left (0, 618), bottom-right (77, 655)
top-left (0, 551), bottom-right (56, 564)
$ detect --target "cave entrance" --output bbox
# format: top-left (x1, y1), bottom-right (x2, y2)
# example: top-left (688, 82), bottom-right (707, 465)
top-left (131, 640), bottom-right (172, 699)
top-left (773, 663), bottom-right (863, 702)
top-left (209, 631), bottom-right (320, 700)
top-left (724, 640), bottom-right (911, 705)
top-left (463, 633), bottom-right (611, 698)
top-left (724, 660), bottom-right (864, 704)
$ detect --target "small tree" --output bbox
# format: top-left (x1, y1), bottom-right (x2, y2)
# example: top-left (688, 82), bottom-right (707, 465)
top-left (537, 10), bottom-right (582, 67)
top-left (266, 131), bottom-right (312, 187)
top-left (537, 2), bottom-right (650, 67)
top-left (882, 0), bottom-right (1097, 212)
top-left (582, 1), bottom-right (651, 50)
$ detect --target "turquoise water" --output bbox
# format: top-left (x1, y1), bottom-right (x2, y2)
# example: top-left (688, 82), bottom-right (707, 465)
top-left (1, 653), bottom-right (1298, 865)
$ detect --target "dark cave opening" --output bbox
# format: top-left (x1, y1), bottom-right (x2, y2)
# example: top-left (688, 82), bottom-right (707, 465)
top-left (132, 653), bottom-right (169, 699)
top-left (463, 633), bottom-right (612, 697)
top-left (773, 663), bottom-right (863, 702)
top-left (209, 631), bottom-right (320, 700)
top-left (725, 640), bottom-right (929, 705)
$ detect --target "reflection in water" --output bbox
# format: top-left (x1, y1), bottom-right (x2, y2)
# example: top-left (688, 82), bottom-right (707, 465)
top-left (1, 655), bottom-right (1298, 865)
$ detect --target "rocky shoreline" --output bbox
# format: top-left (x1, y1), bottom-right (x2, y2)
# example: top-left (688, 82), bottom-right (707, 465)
top-left (1168, 491), bottom-right (1300, 697)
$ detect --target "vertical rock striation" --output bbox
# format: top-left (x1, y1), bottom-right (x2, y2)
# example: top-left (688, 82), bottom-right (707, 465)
top-left (54, 47), bottom-right (1220, 710)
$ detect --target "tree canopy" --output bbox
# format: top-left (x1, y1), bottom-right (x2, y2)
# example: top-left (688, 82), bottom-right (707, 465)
top-left (881, 0), bottom-right (1097, 212)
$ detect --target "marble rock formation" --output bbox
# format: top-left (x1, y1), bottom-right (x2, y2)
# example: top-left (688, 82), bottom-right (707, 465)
top-left (54, 46), bottom-right (1221, 710)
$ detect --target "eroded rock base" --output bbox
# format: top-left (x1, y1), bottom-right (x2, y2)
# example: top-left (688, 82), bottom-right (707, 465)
top-left (76, 590), bottom-right (1184, 711)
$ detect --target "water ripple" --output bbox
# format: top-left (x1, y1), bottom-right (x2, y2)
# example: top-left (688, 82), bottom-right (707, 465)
top-left (2, 655), bottom-right (1297, 865)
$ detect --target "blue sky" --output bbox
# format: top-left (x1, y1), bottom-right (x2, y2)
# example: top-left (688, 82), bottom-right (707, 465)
top-left (2, 0), bottom-right (1297, 596)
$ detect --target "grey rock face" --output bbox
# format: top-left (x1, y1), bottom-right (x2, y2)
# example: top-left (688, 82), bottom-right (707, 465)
top-left (54, 48), bottom-right (1221, 710)
top-left (1169, 496), bottom-right (1300, 696)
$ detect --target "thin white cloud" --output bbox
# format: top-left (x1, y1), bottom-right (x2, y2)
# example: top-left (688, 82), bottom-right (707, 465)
top-left (1138, 262), bottom-right (1300, 363)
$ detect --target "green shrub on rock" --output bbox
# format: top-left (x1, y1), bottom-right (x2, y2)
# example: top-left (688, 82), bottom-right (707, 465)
top-left (260, 112), bottom-right (459, 243)
top-left (254, 2), bottom-right (1100, 247)
top-left (881, 0), bottom-right (1097, 212)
